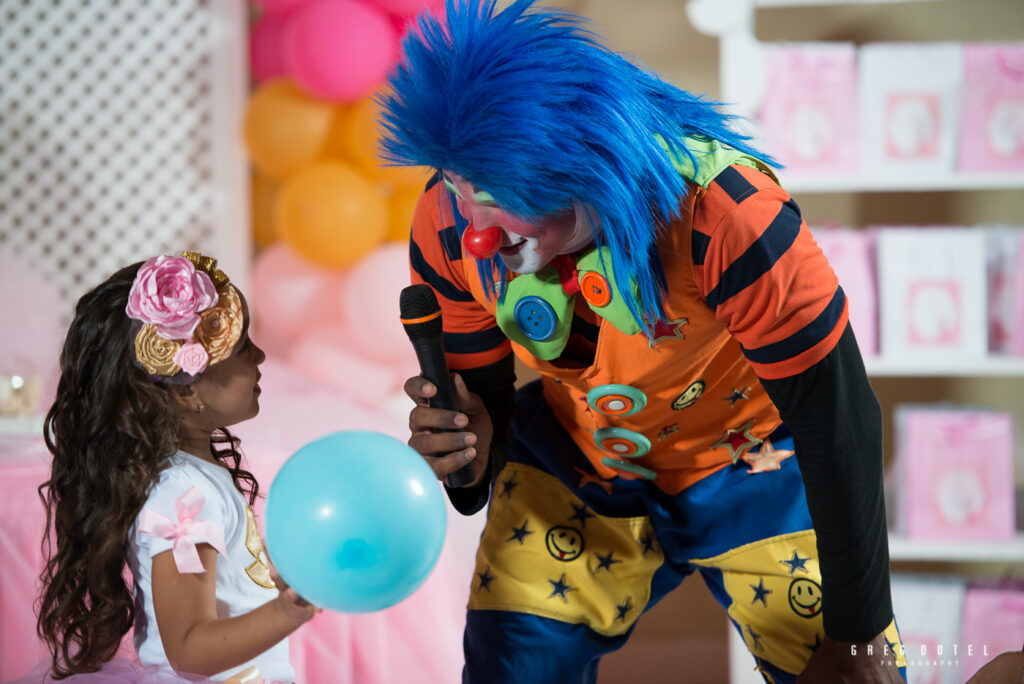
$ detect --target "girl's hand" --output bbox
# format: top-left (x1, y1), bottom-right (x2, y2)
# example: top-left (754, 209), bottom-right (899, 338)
top-left (270, 566), bottom-right (320, 625)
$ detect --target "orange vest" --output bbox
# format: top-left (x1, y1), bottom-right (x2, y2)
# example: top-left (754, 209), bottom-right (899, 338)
top-left (460, 180), bottom-right (783, 496)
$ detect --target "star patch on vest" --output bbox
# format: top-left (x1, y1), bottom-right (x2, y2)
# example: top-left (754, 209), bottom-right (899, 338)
top-left (742, 439), bottom-right (794, 474)
top-left (648, 317), bottom-right (688, 347)
top-left (712, 420), bottom-right (763, 463)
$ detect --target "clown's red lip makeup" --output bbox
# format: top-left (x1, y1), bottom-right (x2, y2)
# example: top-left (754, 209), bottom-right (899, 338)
top-left (500, 239), bottom-right (526, 256)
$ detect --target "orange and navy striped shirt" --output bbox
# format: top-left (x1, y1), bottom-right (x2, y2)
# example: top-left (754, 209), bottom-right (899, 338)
top-left (409, 163), bottom-right (847, 494)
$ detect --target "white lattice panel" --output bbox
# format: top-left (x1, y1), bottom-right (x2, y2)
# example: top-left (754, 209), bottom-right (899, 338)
top-left (0, 0), bottom-right (250, 324)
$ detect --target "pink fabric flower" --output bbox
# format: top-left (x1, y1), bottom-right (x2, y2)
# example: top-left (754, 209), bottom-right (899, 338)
top-left (126, 256), bottom-right (219, 340)
top-left (173, 341), bottom-right (210, 375)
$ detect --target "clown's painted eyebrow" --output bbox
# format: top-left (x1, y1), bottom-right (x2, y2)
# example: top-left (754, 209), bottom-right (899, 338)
top-left (442, 174), bottom-right (497, 205)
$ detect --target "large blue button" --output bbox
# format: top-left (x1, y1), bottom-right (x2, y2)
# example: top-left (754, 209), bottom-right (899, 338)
top-left (514, 296), bottom-right (558, 342)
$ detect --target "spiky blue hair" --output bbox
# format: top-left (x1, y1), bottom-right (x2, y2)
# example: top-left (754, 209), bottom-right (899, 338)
top-left (379, 0), bottom-right (770, 334)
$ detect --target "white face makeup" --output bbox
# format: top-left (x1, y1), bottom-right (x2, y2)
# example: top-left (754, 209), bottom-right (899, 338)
top-left (443, 172), bottom-right (594, 274)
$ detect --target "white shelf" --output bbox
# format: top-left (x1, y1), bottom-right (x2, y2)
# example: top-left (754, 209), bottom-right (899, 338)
top-left (864, 356), bottom-right (1024, 377)
top-left (781, 171), bottom-right (1024, 194)
top-left (889, 533), bottom-right (1024, 563)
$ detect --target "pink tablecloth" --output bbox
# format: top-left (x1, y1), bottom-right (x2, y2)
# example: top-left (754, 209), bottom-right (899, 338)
top-left (1, 360), bottom-right (485, 683)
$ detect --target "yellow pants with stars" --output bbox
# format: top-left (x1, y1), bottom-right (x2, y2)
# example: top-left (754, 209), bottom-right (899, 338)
top-left (460, 385), bottom-right (906, 684)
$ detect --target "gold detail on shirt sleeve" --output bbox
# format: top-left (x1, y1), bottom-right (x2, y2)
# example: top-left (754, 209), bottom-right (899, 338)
top-left (244, 506), bottom-right (276, 589)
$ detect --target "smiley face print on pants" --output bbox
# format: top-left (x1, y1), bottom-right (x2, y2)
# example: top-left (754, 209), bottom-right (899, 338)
top-left (788, 577), bottom-right (822, 618)
top-left (546, 525), bottom-right (584, 562)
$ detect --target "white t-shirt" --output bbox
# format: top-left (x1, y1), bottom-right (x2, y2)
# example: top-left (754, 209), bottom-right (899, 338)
top-left (128, 451), bottom-right (294, 683)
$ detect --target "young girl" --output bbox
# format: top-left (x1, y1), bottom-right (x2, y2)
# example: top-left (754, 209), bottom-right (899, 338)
top-left (34, 252), bottom-right (317, 683)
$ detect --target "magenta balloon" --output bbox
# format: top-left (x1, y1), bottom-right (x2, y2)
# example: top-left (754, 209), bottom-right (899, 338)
top-left (283, 0), bottom-right (398, 103)
top-left (249, 13), bottom-right (290, 83)
top-left (387, 0), bottom-right (444, 36)
top-left (366, 0), bottom-right (436, 15)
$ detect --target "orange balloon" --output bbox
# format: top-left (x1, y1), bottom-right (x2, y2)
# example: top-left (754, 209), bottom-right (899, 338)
top-left (275, 162), bottom-right (389, 268)
top-left (251, 172), bottom-right (280, 247)
top-left (244, 79), bottom-right (341, 179)
top-left (385, 183), bottom-right (425, 242)
top-left (339, 94), bottom-right (431, 187)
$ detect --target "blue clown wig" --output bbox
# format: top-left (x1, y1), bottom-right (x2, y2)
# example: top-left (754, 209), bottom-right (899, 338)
top-left (379, 0), bottom-right (770, 333)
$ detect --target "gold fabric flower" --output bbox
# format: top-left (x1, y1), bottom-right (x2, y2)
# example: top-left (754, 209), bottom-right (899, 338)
top-left (135, 323), bottom-right (183, 376)
top-left (194, 285), bottom-right (243, 365)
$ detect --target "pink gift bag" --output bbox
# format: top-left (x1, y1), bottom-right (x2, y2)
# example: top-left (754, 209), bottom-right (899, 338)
top-left (958, 43), bottom-right (1024, 172)
top-left (984, 226), bottom-right (1024, 354)
top-left (811, 227), bottom-right (877, 356)
top-left (959, 582), bottom-right (1024, 681)
top-left (758, 42), bottom-right (860, 175)
top-left (895, 406), bottom-right (1015, 540)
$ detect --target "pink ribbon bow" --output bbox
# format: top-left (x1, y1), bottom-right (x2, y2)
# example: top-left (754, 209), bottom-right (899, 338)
top-left (139, 486), bottom-right (229, 574)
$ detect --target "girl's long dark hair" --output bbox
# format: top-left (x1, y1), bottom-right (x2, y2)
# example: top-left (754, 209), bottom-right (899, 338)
top-left (36, 261), bottom-right (259, 677)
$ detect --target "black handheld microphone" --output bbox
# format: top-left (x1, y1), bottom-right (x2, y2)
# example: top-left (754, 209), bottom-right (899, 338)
top-left (400, 283), bottom-right (476, 488)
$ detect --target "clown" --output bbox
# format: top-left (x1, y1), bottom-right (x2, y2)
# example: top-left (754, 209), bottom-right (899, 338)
top-left (382, 1), bottom-right (906, 682)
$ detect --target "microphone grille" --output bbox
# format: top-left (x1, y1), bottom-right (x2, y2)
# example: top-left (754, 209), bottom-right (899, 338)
top-left (400, 284), bottom-right (443, 340)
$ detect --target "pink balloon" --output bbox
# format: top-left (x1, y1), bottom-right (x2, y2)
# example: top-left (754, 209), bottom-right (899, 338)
top-left (368, 0), bottom-right (438, 15)
top-left (283, 0), bottom-right (398, 103)
top-left (250, 242), bottom-right (346, 344)
top-left (254, 0), bottom-right (318, 16)
top-left (249, 12), bottom-right (291, 83)
top-left (389, 0), bottom-right (444, 36)
top-left (287, 324), bottom-right (403, 405)
top-left (234, 357), bottom-right (406, 460)
top-left (338, 241), bottom-right (420, 366)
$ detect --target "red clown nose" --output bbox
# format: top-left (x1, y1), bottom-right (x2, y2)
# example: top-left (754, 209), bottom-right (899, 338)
top-left (461, 223), bottom-right (503, 260)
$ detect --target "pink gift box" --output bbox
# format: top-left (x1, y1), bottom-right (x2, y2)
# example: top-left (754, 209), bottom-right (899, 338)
top-left (895, 407), bottom-right (1015, 540)
top-left (984, 226), bottom-right (1024, 355)
top-left (1013, 230), bottom-right (1024, 357)
top-left (859, 43), bottom-right (962, 175)
top-left (890, 574), bottom-right (968, 684)
top-left (875, 227), bottom-right (988, 361)
top-left (758, 42), bottom-right (860, 175)
top-left (811, 227), bottom-right (877, 356)
top-left (958, 43), bottom-right (1024, 172)
top-left (960, 583), bottom-right (1024, 681)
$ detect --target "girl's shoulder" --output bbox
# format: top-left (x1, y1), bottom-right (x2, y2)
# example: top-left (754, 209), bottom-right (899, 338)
top-left (141, 453), bottom-right (237, 527)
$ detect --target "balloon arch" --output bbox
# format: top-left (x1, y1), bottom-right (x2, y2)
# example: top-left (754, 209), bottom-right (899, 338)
top-left (243, 0), bottom-right (443, 401)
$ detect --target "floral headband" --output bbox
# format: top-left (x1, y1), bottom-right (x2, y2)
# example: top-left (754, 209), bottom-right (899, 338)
top-left (125, 252), bottom-right (243, 380)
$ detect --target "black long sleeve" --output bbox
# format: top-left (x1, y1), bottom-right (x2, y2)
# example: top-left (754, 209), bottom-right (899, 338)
top-left (443, 354), bottom-right (516, 515)
top-left (759, 323), bottom-right (893, 642)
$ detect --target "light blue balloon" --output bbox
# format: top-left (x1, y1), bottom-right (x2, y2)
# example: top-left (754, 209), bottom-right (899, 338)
top-left (264, 430), bottom-right (447, 613)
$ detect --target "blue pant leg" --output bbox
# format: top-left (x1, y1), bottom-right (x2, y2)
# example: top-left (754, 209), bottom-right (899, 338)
top-left (462, 382), bottom-right (688, 684)
top-left (647, 433), bottom-right (906, 682)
